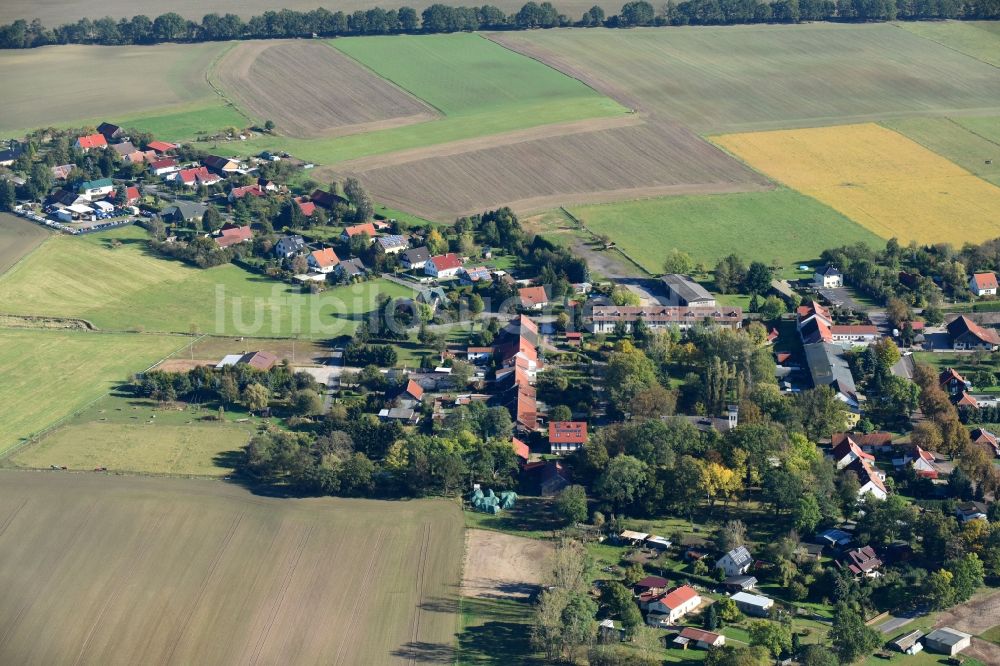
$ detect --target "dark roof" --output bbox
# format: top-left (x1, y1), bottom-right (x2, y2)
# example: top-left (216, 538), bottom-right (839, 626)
top-left (948, 315), bottom-right (1000, 346)
top-left (402, 246), bottom-right (431, 264)
top-left (662, 274), bottom-right (714, 303)
top-left (803, 342), bottom-right (857, 401)
top-left (310, 189), bottom-right (349, 208)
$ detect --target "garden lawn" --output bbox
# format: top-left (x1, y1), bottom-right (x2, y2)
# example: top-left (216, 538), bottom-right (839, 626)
top-left (568, 189), bottom-right (881, 276)
top-left (0, 225), bottom-right (410, 337)
top-left (0, 329), bottom-right (183, 453)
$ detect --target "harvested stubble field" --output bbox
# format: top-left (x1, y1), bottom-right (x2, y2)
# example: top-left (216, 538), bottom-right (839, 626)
top-left (0, 214), bottom-right (49, 275)
top-left (337, 116), bottom-right (771, 220)
top-left (714, 123), bottom-right (1000, 246)
top-left (0, 42), bottom-right (233, 135)
top-left (0, 471), bottom-right (464, 665)
top-left (0, 225), bottom-right (410, 337)
top-left (568, 189), bottom-right (883, 275)
top-left (0, 329), bottom-right (183, 453)
top-left (490, 24), bottom-right (1000, 133)
top-left (213, 40), bottom-right (436, 139)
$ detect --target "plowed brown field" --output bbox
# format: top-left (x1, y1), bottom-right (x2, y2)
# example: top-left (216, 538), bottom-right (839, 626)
top-left (334, 116), bottom-right (770, 220)
top-left (0, 471), bottom-right (464, 665)
top-left (213, 40), bottom-right (437, 139)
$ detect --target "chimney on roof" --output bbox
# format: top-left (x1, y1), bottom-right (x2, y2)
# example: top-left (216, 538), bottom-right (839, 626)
top-left (727, 404), bottom-right (739, 428)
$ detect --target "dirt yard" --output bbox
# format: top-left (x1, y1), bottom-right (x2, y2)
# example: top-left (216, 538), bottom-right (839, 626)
top-left (461, 529), bottom-right (554, 600)
top-left (932, 588), bottom-right (1000, 665)
top-left (213, 40), bottom-right (437, 139)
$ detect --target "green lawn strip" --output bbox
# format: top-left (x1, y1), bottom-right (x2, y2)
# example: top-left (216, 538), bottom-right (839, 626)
top-left (456, 596), bottom-right (543, 665)
top-left (0, 225), bottom-right (411, 337)
top-left (882, 116), bottom-right (1000, 187)
top-left (568, 189), bottom-right (883, 278)
top-left (0, 328), bottom-right (186, 453)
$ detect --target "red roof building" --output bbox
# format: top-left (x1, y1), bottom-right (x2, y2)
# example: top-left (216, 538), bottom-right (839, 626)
top-left (215, 225), bottom-right (253, 248)
top-left (429, 253), bottom-right (462, 274)
top-left (971, 272), bottom-right (998, 294)
top-left (146, 140), bottom-right (177, 153)
top-left (124, 186), bottom-right (140, 205)
top-left (512, 436), bottom-right (530, 462)
top-left (342, 222), bottom-right (378, 239)
top-left (404, 379), bottom-right (424, 402)
top-left (75, 133), bottom-right (108, 150)
top-left (228, 184), bottom-right (265, 200)
top-left (549, 421), bottom-right (587, 454)
top-left (178, 166), bottom-right (221, 187)
top-left (519, 286), bottom-right (549, 310)
top-left (238, 351), bottom-right (277, 370)
top-left (295, 197), bottom-right (316, 217)
top-left (308, 247), bottom-right (340, 272)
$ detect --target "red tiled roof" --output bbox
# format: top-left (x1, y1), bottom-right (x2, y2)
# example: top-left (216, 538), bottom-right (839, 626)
top-left (146, 141), bottom-right (176, 153)
top-left (678, 627), bottom-right (722, 644)
top-left (949, 315), bottom-right (1000, 346)
top-left (239, 351), bottom-right (277, 370)
top-left (125, 186), bottom-right (140, 203)
top-left (310, 247), bottom-right (339, 269)
top-left (775, 351), bottom-right (792, 364)
top-left (230, 184), bottom-right (265, 199)
top-left (431, 253), bottom-right (462, 272)
top-left (831, 436), bottom-right (875, 463)
top-left (656, 585), bottom-right (698, 610)
top-left (179, 166), bottom-right (218, 185)
top-left (635, 575), bottom-right (669, 590)
top-left (972, 272), bottom-right (998, 290)
top-left (295, 198), bottom-right (316, 217)
top-left (940, 367), bottom-right (966, 386)
top-left (215, 225), bottom-right (252, 247)
top-left (548, 421), bottom-right (587, 444)
top-left (405, 379), bottom-right (424, 401)
top-left (76, 133), bottom-right (107, 149)
top-left (848, 458), bottom-right (886, 494)
top-left (955, 391), bottom-right (979, 408)
top-left (767, 327), bottom-right (779, 342)
top-left (512, 436), bottom-right (529, 461)
top-left (343, 223), bottom-right (377, 238)
top-left (519, 286), bottom-right (549, 308)
top-left (150, 158), bottom-right (177, 170)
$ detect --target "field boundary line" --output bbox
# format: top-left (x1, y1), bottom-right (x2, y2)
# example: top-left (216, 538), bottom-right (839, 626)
top-left (947, 117), bottom-right (1000, 149)
top-left (559, 206), bottom-right (653, 277)
top-left (325, 40), bottom-right (448, 118)
top-left (204, 41), bottom-right (256, 127)
top-left (0, 218), bottom-right (55, 279)
top-left (892, 23), bottom-right (1000, 71)
top-left (0, 334), bottom-right (199, 460)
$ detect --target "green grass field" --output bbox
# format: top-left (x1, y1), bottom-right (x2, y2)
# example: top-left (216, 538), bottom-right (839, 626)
top-left (11, 421), bottom-right (252, 476)
top-left (496, 24), bottom-right (1000, 133)
top-left (0, 226), bottom-right (410, 337)
top-left (0, 213), bottom-right (50, 276)
top-left (0, 329), bottom-right (184, 453)
top-left (568, 189), bottom-right (883, 275)
top-left (898, 20), bottom-right (1000, 67)
top-left (883, 116), bottom-right (1000, 186)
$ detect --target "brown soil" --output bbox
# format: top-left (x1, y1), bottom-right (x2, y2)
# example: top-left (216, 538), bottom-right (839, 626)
top-left (332, 116), bottom-right (769, 221)
top-left (461, 529), bottom-right (554, 600)
top-left (213, 40), bottom-right (437, 139)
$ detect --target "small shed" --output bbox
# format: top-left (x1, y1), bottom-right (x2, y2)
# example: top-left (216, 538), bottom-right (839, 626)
top-left (619, 530), bottom-right (649, 545)
top-left (890, 630), bottom-right (924, 655)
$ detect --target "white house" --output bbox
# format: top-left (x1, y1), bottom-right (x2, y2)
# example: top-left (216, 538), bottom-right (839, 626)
top-left (375, 234), bottom-right (408, 255)
top-left (814, 265), bottom-right (843, 288)
top-left (78, 178), bottom-right (114, 200)
top-left (401, 246), bottom-right (431, 270)
top-left (646, 585), bottom-right (701, 626)
top-left (970, 272), bottom-right (998, 297)
top-left (308, 248), bottom-right (339, 274)
top-left (715, 546), bottom-right (753, 577)
top-left (730, 591), bottom-right (774, 617)
top-left (425, 253), bottom-right (462, 279)
top-left (274, 235), bottom-right (306, 258)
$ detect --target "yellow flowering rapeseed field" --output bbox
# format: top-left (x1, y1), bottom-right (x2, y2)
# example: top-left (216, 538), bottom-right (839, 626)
top-left (714, 123), bottom-right (1000, 246)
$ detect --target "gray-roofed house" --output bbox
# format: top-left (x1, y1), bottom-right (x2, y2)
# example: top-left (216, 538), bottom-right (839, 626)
top-left (336, 257), bottom-right (366, 280)
top-left (814, 265), bottom-right (843, 288)
top-left (924, 628), bottom-right (971, 656)
top-left (723, 575), bottom-right (758, 592)
top-left (375, 234), bottom-right (408, 255)
top-left (274, 234), bottom-right (306, 258)
top-left (716, 546), bottom-right (753, 577)
top-left (730, 591), bottom-right (774, 617)
top-left (803, 342), bottom-right (860, 412)
top-left (663, 274), bottom-right (716, 307)
top-left (159, 199), bottom-right (207, 223)
top-left (378, 407), bottom-right (420, 425)
top-left (401, 246), bottom-right (431, 270)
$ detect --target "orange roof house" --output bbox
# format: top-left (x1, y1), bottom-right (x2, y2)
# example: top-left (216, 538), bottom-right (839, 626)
top-left (549, 421), bottom-right (587, 454)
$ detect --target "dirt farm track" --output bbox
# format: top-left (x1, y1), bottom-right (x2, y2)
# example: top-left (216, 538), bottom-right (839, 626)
top-left (0, 471), bottom-right (464, 666)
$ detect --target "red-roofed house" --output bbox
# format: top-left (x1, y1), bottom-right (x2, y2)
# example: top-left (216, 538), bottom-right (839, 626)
top-left (124, 186), bottom-right (140, 205)
top-left (829, 435), bottom-right (875, 470)
top-left (970, 272), bottom-right (998, 297)
top-left (228, 184), bottom-right (265, 201)
top-left (847, 457), bottom-right (887, 500)
top-left (940, 368), bottom-right (970, 394)
top-left (150, 158), bottom-right (179, 176)
top-left (178, 166), bottom-right (221, 187)
top-left (215, 224), bottom-right (253, 248)
top-left (340, 223), bottom-right (378, 242)
top-left (893, 444), bottom-right (938, 478)
top-left (295, 197), bottom-right (316, 217)
top-left (840, 546), bottom-right (882, 578)
top-left (426, 253), bottom-right (463, 279)
top-left (512, 436), bottom-right (530, 463)
top-left (675, 627), bottom-right (725, 650)
top-left (647, 585), bottom-right (701, 626)
top-left (519, 286), bottom-right (549, 310)
top-left (307, 248), bottom-right (340, 273)
top-left (237, 350), bottom-right (277, 370)
top-left (146, 140), bottom-right (177, 154)
top-left (403, 379), bottom-right (424, 403)
top-left (75, 133), bottom-right (107, 151)
top-left (549, 421), bottom-right (587, 454)
top-left (971, 428), bottom-right (1000, 457)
